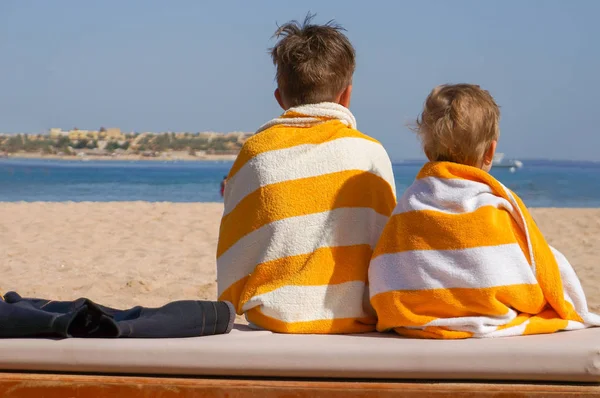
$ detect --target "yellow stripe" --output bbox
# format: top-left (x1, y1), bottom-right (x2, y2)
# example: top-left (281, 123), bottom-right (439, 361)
top-left (416, 162), bottom-right (511, 200)
top-left (524, 308), bottom-right (570, 335)
top-left (237, 245), bottom-right (372, 302)
top-left (218, 170), bottom-right (395, 257)
top-left (496, 312), bottom-right (530, 331)
top-left (371, 284), bottom-right (546, 331)
top-left (279, 111), bottom-right (306, 118)
top-left (246, 307), bottom-right (376, 334)
top-left (373, 206), bottom-right (530, 257)
top-left (228, 122), bottom-right (380, 179)
top-left (279, 111), bottom-right (329, 121)
top-left (218, 276), bottom-right (249, 314)
top-left (416, 161), bottom-right (487, 181)
top-left (511, 193), bottom-right (584, 323)
top-left (394, 326), bottom-right (473, 339)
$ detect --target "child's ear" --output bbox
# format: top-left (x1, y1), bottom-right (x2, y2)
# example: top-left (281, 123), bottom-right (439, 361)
top-left (274, 89), bottom-right (287, 110)
top-left (337, 85), bottom-right (353, 108)
top-left (483, 140), bottom-right (497, 168)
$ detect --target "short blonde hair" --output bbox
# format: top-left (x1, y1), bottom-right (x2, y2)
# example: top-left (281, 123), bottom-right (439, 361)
top-left (414, 84), bottom-right (500, 167)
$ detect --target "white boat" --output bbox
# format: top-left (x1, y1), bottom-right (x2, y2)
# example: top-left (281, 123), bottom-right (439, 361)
top-left (493, 153), bottom-right (523, 171)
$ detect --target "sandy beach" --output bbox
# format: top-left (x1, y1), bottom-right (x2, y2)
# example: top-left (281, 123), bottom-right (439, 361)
top-left (1, 203), bottom-right (599, 313)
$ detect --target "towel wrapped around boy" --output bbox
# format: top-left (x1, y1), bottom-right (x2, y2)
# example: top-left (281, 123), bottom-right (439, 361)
top-left (218, 103), bottom-right (396, 334)
top-left (369, 161), bottom-right (600, 339)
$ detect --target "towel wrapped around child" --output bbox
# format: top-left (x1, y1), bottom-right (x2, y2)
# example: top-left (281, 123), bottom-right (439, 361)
top-left (218, 102), bottom-right (396, 333)
top-left (369, 161), bottom-right (600, 339)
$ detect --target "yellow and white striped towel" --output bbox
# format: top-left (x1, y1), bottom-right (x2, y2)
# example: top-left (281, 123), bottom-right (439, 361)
top-left (369, 161), bottom-right (600, 339)
top-left (217, 102), bottom-right (397, 334)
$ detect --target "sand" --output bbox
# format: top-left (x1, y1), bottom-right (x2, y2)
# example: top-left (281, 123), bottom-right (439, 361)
top-left (1, 204), bottom-right (599, 313)
top-left (0, 202), bottom-right (222, 308)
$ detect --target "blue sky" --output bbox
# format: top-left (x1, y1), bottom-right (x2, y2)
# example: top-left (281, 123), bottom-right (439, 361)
top-left (1, 0), bottom-right (599, 161)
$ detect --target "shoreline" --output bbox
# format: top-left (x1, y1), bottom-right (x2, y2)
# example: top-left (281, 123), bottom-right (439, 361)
top-left (5, 154), bottom-right (600, 165)
top-left (1, 153), bottom-right (237, 162)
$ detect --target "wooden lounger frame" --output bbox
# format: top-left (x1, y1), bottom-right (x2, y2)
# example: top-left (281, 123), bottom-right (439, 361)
top-left (0, 373), bottom-right (599, 397)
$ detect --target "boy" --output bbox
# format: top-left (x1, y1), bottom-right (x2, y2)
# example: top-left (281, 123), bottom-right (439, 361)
top-left (217, 15), bottom-right (396, 334)
top-left (369, 84), bottom-right (599, 339)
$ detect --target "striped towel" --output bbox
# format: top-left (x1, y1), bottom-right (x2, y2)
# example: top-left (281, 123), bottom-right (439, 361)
top-left (217, 102), bottom-right (397, 334)
top-left (369, 161), bottom-right (600, 339)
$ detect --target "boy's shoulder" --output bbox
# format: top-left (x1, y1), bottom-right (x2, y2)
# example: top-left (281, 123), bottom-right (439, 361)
top-left (228, 120), bottom-right (389, 179)
top-left (342, 125), bottom-right (384, 146)
top-left (245, 120), bottom-right (383, 154)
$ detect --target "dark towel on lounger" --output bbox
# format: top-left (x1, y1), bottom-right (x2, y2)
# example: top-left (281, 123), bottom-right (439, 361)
top-left (0, 292), bottom-right (235, 338)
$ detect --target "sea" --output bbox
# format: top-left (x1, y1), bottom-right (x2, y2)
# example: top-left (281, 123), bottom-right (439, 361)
top-left (1, 158), bottom-right (599, 207)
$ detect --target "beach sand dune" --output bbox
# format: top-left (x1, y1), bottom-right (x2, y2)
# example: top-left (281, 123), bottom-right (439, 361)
top-left (1, 204), bottom-right (599, 313)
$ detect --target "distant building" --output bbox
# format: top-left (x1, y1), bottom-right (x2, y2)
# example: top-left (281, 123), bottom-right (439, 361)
top-left (69, 129), bottom-right (90, 140)
top-left (104, 128), bottom-right (124, 141)
top-left (49, 128), bottom-right (69, 138)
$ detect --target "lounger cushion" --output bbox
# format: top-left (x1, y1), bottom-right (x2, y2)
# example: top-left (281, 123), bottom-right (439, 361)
top-left (0, 325), bottom-right (598, 382)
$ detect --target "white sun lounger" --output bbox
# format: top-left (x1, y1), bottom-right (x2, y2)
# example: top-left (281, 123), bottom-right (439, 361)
top-left (0, 325), bottom-right (598, 397)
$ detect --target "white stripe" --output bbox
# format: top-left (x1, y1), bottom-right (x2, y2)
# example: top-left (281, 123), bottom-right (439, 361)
top-left (217, 207), bottom-right (389, 296)
top-left (224, 137), bottom-right (395, 216)
top-left (550, 247), bottom-right (600, 326)
top-left (564, 320), bottom-right (586, 331)
top-left (401, 317), bottom-right (531, 338)
top-left (241, 281), bottom-right (369, 323)
top-left (484, 319), bottom-right (530, 338)
top-left (425, 308), bottom-right (518, 335)
top-left (583, 312), bottom-right (600, 326)
top-left (259, 116), bottom-right (324, 130)
top-left (551, 246), bottom-right (585, 310)
top-left (394, 176), bottom-right (513, 216)
top-left (256, 102), bottom-right (357, 134)
top-left (369, 244), bottom-right (538, 297)
top-left (502, 186), bottom-right (536, 273)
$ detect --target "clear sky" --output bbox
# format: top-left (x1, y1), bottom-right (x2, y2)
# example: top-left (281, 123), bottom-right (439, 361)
top-left (1, 0), bottom-right (599, 161)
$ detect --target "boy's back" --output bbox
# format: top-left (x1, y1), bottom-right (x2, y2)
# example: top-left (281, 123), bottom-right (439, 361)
top-left (216, 16), bottom-right (396, 334)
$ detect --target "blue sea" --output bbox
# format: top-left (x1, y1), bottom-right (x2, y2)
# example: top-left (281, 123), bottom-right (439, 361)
top-left (1, 158), bottom-right (599, 207)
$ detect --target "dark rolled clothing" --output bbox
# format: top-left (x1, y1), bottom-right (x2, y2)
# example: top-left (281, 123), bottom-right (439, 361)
top-left (0, 292), bottom-right (235, 338)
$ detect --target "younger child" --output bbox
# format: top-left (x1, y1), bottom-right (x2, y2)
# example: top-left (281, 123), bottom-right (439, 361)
top-left (369, 84), bottom-right (600, 339)
top-left (217, 16), bottom-right (396, 334)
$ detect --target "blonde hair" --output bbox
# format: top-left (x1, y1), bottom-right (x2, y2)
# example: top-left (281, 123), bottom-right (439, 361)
top-left (414, 84), bottom-right (500, 167)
